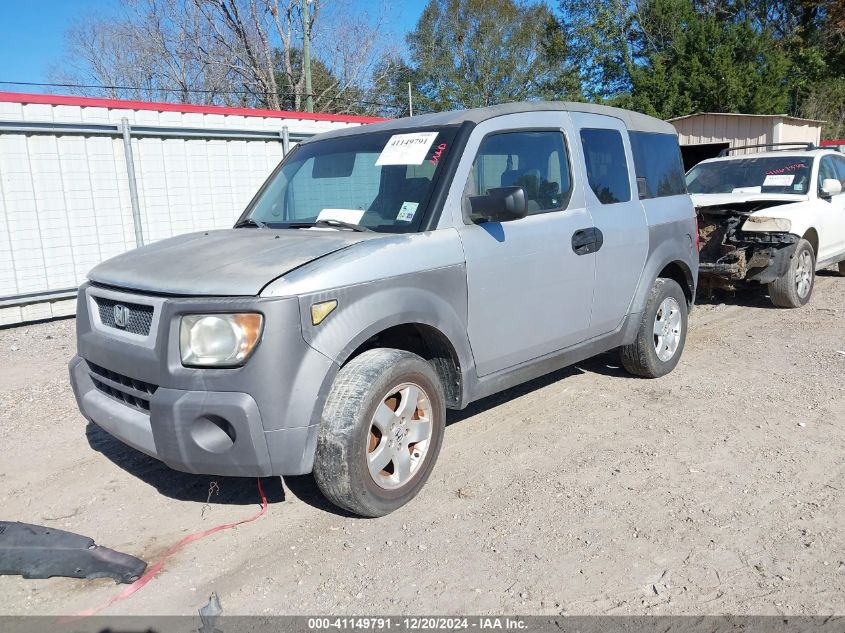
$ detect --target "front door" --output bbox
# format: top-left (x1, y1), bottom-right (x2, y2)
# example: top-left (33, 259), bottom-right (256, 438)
top-left (456, 113), bottom-right (596, 377)
top-left (817, 154), bottom-right (845, 262)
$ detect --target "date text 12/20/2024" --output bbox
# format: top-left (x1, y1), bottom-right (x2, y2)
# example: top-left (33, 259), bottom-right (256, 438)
top-left (307, 617), bottom-right (527, 630)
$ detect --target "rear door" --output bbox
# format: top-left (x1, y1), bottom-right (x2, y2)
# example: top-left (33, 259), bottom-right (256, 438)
top-left (454, 112), bottom-right (596, 376)
top-left (568, 113), bottom-right (649, 336)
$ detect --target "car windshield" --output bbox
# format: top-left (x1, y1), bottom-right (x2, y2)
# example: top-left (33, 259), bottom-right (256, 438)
top-left (243, 126), bottom-right (459, 232)
top-left (686, 156), bottom-right (812, 195)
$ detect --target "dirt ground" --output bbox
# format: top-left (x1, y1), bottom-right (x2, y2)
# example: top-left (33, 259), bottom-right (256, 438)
top-left (0, 273), bottom-right (843, 617)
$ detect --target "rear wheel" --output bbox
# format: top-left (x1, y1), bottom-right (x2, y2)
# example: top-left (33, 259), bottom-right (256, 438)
top-left (837, 260), bottom-right (845, 277)
top-left (313, 348), bottom-right (446, 517)
top-left (620, 278), bottom-right (688, 378)
top-left (768, 239), bottom-right (814, 308)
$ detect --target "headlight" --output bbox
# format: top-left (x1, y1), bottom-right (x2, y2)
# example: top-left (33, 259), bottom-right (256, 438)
top-left (742, 216), bottom-right (791, 233)
top-left (180, 313), bottom-right (263, 367)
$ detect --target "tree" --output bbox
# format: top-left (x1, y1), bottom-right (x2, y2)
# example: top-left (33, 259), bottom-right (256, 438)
top-left (800, 79), bottom-right (845, 140)
top-left (368, 55), bottom-right (415, 118)
top-left (394, 0), bottom-right (581, 114)
top-left (553, 0), bottom-right (792, 118)
top-left (50, 0), bottom-right (236, 105)
top-left (50, 0), bottom-right (395, 113)
top-left (274, 48), bottom-right (370, 114)
top-left (627, 0), bottom-right (791, 117)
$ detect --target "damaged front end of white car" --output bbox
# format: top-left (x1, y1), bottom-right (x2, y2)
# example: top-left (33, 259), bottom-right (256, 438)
top-left (694, 196), bottom-right (802, 289)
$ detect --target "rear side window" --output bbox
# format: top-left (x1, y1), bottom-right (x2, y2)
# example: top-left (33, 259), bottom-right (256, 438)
top-left (629, 132), bottom-right (687, 199)
top-left (579, 128), bottom-right (631, 204)
top-left (467, 131), bottom-right (572, 215)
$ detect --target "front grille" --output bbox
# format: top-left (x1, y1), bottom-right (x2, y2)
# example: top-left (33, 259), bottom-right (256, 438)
top-left (93, 296), bottom-right (154, 336)
top-left (89, 362), bottom-right (158, 412)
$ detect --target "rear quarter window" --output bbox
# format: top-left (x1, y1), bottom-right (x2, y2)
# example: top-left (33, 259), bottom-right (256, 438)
top-left (579, 128), bottom-right (631, 204)
top-left (629, 132), bottom-right (687, 199)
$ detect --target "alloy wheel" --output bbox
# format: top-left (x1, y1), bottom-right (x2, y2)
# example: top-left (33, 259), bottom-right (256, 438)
top-left (653, 297), bottom-right (682, 362)
top-left (795, 250), bottom-right (813, 298)
top-left (367, 383), bottom-right (433, 490)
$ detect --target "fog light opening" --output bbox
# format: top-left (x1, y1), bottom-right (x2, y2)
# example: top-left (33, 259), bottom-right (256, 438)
top-left (191, 415), bottom-right (236, 453)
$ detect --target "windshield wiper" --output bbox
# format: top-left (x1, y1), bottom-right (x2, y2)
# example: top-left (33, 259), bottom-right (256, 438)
top-left (312, 219), bottom-right (373, 232)
top-left (233, 218), bottom-right (267, 229)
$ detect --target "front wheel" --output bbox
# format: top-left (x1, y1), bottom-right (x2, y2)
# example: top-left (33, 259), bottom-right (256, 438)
top-left (768, 238), bottom-right (815, 308)
top-left (620, 278), bottom-right (688, 378)
top-left (313, 348), bottom-right (446, 517)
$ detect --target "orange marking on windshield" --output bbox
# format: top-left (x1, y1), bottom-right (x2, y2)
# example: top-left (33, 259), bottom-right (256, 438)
top-left (766, 163), bottom-right (807, 175)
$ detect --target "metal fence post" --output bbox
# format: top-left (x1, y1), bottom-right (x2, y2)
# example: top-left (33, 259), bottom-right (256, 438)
top-left (281, 126), bottom-right (290, 155)
top-left (120, 118), bottom-right (145, 247)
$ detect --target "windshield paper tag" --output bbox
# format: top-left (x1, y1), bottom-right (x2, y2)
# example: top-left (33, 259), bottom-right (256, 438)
top-left (763, 174), bottom-right (795, 187)
top-left (316, 208), bottom-right (365, 224)
top-left (397, 202), bottom-right (418, 222)
top-left (376, 132), bottom-right (439, 166)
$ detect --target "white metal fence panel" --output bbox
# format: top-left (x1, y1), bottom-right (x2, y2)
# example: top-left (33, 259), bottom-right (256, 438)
top-left (0, 93), bottom-right (375, 325)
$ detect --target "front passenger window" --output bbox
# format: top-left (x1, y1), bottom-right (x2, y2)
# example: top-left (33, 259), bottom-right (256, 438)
top-left (467, 131), bottom-right (572, 215)
top-left (818, 157), bottom-right (838, 194)
top-left (832, 155), bottom-right (845, 189)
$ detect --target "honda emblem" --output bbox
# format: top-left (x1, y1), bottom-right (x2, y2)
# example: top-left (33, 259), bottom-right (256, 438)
top-left (113, 304), bottom-right (130, 328)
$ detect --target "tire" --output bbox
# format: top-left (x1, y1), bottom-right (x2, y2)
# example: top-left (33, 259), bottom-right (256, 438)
top-left (620, 278), bottom-right (688, 378)
top-left (313, 348), bottom-right (446, 517)
top-left (837, 260), bottom-right (845, 277)
top-left (768, 238), bottom-right (815, 308)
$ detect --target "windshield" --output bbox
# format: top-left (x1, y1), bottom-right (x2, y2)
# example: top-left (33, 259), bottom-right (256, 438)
top-left (244, 126), bottom-right (459, 232)
top-left (686, 156), bottom-right (812, 195)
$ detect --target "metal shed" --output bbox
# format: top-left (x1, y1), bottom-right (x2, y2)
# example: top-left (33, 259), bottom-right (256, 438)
top-left (0, 92), bottom-right (382, 326)
top-left (668, 112), bottom-right (824, 170)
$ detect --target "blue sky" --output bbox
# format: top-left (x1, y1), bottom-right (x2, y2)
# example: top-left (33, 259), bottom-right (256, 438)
top-left (0, 0), bottom-right (425, 92)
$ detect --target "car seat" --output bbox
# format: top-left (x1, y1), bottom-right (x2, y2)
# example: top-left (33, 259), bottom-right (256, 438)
top-left (502, 168), bottom-right (543, 213)
top-left (366, 168), bottom-right (431, 223)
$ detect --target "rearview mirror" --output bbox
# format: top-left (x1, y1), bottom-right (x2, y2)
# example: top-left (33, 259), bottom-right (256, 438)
top-left (312, 152), bottom-right (355, 179)
top-left (466, 187), bottom-right (527, 223)
top-left (820, 178), bottom-right (842, 198)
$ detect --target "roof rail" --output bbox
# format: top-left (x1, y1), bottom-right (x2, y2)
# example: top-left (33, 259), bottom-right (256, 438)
top-left (718, 142), bottom-right (817, 157)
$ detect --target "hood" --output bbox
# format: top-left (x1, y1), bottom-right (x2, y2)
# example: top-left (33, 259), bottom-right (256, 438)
top-left (88, 228), bottom-right (384, 296)
top-left (691, 192), bottom-right (808, 210)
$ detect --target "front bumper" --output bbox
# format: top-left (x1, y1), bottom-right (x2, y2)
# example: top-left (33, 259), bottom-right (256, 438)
top-left (70, 355), bottom-right (276, 476)
top-left (69, 283), bottom-right (337, 476)
top-left (698, 230), bottom-right (799, 285)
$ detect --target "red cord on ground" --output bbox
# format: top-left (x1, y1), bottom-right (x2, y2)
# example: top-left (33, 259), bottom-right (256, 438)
top-left (64, 477), bottom-right (268, 620)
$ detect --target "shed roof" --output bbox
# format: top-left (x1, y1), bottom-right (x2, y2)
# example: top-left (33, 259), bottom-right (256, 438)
top-left (302, 101), bottom-right (675, 143)
top-left (668, 112), bottom-right (824, 125)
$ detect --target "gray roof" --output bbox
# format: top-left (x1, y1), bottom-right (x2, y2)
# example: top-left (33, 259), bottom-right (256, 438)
top-left (302, 101), bottom-right (676, 144)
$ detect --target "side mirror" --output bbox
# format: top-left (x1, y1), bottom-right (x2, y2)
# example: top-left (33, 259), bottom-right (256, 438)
top-left (820, 178), bottom-right (842, 198)
top-left (466, 186), bottom-right (528, 223)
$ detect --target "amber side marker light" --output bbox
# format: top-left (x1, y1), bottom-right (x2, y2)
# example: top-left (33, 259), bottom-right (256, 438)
top-left (311, 300), bottom-right (338, 326)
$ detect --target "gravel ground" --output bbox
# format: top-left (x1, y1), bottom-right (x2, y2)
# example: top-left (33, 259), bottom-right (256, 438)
top-left (0, 274), bottom-right (843, 616)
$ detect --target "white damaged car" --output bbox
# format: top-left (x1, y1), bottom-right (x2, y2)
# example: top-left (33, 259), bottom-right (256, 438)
top-left (687, 146), bottom-right (845, 307)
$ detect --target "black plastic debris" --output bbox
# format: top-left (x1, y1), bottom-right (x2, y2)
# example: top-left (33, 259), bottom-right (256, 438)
top-left (0, 521), bottom-right (147, 584)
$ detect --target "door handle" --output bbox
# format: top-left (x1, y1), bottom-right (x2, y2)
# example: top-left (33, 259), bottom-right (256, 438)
top-left (572, 227), bottom-right (602, 255)
top-left (572, 229), bottom-right (593, 253)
